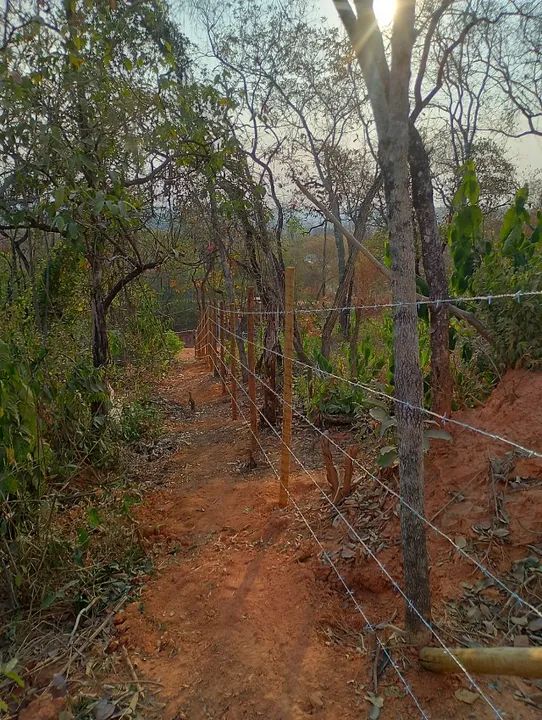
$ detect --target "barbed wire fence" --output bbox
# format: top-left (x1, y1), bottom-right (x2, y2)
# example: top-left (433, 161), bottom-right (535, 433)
top-left (191, 274), bottom-right (542, 714)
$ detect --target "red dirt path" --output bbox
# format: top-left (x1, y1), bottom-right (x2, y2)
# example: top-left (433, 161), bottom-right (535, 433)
top-left (120, 350), bottom-right (541, 719)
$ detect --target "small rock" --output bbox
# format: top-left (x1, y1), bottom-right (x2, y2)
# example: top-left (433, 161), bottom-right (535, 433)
top-left (513, 635), bottom-right (530, 647)
top-left (455, 688), bottom-right (479, 705)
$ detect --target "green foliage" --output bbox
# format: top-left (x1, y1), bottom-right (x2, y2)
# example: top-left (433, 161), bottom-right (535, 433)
top-left (449, 164), bottom-right (542, 369)
top-left (449, 160), bottom-right (488, 292)
top-left (472, 251), bottom-right (542, 368)
top-left (368, 405), bottom-right (452, 468)
top-left (118, 400), bottom-right (162, 442)
top-left (295, 350), bottom-right (367, 420)
top-left (109, 283), bottom-right (183, 393)
top-left (0, 340), bottom-right (49, 497)
top-left (500, 188), bottom-right (542, 267)
top-left (0, 658), bottom-right (24, 713)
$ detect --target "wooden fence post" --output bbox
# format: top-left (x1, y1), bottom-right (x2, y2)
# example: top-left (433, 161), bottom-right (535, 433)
top-left (229, 304), bottom-right (238, 420)
top-left (247, 288), bottom-right (258, 452)
top-left (206, 307), bottom-right (213, 372)
top-left (219, 302), bottom-right (226, 395)
top-left (211, 305), bottom-right (219, 377)
top-left (279, 267), bottom-right (295, 508)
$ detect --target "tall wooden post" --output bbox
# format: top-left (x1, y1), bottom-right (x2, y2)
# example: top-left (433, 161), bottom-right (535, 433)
top-left (229, 304), bottom-right (238, 420)
top-left (211, 306), bottom-right (219, 377)
top-left (196, 315), bottom-right (202, 358)
top-left (206, 307), bottom-right (213, 371)
top-left (279, 267), bottom-right (295, 508)
top-left (219, 302), bottom-right (226, 395)
top-left (247, 288), bottom-right (258, 451)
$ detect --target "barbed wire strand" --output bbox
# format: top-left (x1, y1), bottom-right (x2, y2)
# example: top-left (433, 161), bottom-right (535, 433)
top-left (221, 322), bottom-right (542, 460)
top-left (210, 350), bottom-right (430, 719)
top-left (210, 329), bottom-right (506, 718)
top-left (210, 289), bottom-right (542, 316)
top-left (215, 321), bottom-right (542, 621)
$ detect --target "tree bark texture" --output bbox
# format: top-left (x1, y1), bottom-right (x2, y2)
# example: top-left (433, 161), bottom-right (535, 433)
top-left (409, 125), bottom-right (452, 416)
top-left (333, 0), bottom-right (431, 638)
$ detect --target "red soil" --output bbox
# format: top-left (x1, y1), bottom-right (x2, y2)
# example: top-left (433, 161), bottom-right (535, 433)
top-left (120, 351), bottom-right (542, 719)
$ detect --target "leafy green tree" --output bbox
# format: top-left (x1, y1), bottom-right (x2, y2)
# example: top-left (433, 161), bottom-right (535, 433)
top-left (1, 0), bottom-right (222, 381)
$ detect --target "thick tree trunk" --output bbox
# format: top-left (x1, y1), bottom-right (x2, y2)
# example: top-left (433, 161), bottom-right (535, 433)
top-left (409, 125), bottom-right (452, 416)
top-left (386, 9), bottom-right (431, 641)
top-left (332, 0), bottom-right (431, 638)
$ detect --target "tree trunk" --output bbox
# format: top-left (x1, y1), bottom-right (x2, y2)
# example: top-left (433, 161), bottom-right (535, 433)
top-left (261, 314), bottom-right (279, 426)
top-left (321, 247), bottom-right (360, 358)
top-left (409, 124), bottom-right (452, 416)
top-left (90, 255), bottom-right (108, 369)
top-left (331, 194), bottom-right (346, 282)
top-left (349, 308), bottom-right (362, 379)
top-left (89, 252), bottom-right (109, 417)
top-left (332, 0), bottom-right (431, 638)
top-left (385, 7), bottom-right (431, 641)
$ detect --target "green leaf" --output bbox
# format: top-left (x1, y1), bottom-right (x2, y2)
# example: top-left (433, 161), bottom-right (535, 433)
top-left (54, 186), bottom-right (66, 207)
top-left (424, 428), bottom-right (453, 441)
top-left (87, 507), bottom-right (101, 528)
top-left (369, 406), bottom-right (389, 422)
top-left (3, 670), bottom-right (24, 688)
top-left (378, 446), bottom-right (398, 468)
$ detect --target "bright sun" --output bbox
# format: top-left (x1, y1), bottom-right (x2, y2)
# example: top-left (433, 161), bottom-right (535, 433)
top-left (373, 0), bottom-right (396, 27)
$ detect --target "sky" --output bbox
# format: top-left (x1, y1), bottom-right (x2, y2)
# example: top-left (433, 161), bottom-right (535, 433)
top-left (177, 0), bottom-right (542, 180)
top-left (317, 0), bottom-right (542, 178)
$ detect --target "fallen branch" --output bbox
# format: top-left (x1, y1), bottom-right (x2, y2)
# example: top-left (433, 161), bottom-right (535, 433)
top-left (420, 646), bottom-right (542, 677)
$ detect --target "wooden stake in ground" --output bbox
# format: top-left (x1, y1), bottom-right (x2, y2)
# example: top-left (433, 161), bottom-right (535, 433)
top-left (219, 302), bottom-right (226, 395)
top-left (420, 647), bottom-right (542, 678)
top-left (211, 305), bottom-right (219, 377)
top-left (206, 307), bottom-right (213, 372)
top-left (229, 304), bottom-right (238, 420)
top-left (279, 267), bottom-right (295, 508)
top-left (195, 317), bottom-right (201, 358)
top-left (247, 288), bottom-right (258, 453)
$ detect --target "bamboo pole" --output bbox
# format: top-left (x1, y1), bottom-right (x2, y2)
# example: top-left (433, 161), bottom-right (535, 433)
top-left (420, 647), bottom-right (542, 678)
top-left (279, 267), bottom-right (295, 508)
top-left (229, 304), bottom-right (238, 420)
top-left (219, 302), bottom-right (226, 395)
top-left (247, 288), bottom-right (258, 452)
